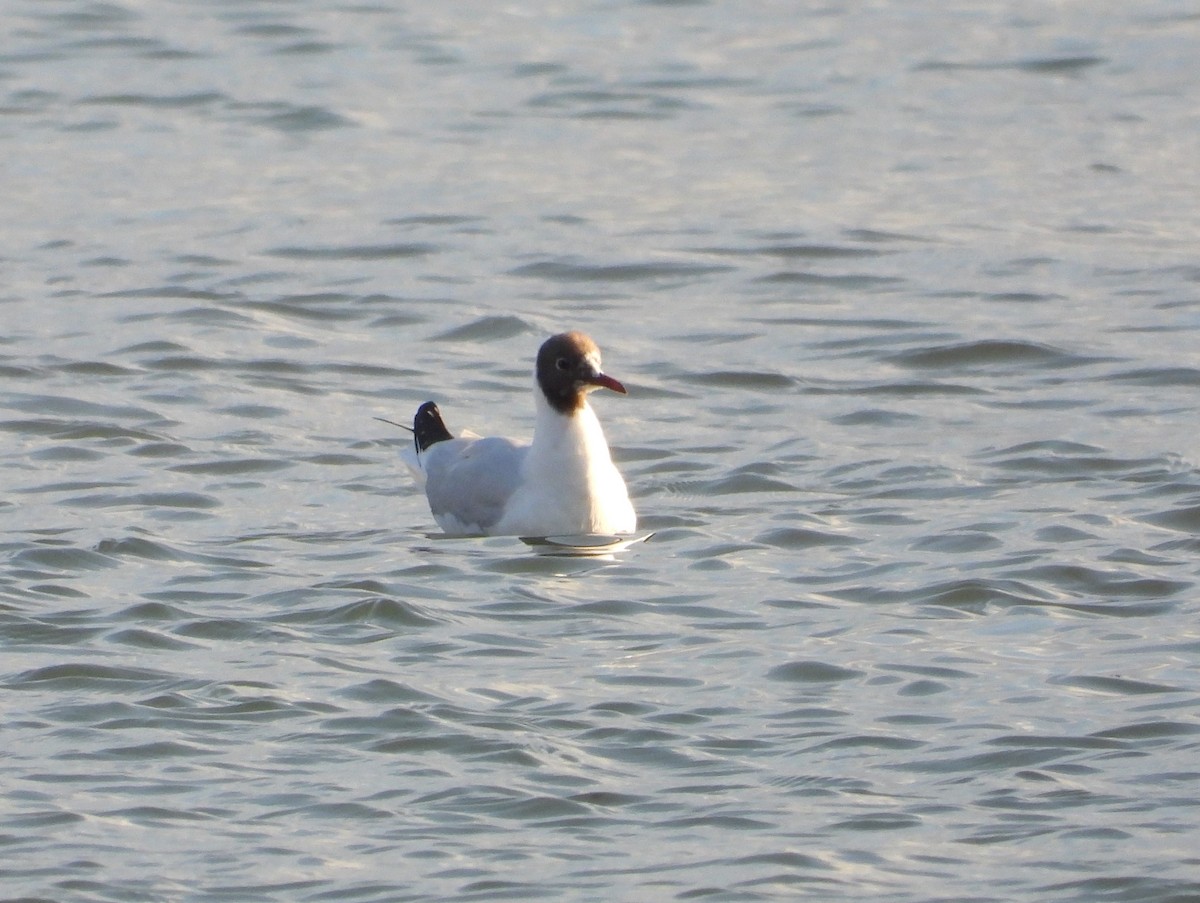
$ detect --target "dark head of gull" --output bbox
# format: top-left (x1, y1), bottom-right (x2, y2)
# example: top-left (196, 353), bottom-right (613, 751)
top-left (536, 331), bottom-right (627, 415)
top-left (412, 400), bottom-right (453, 452)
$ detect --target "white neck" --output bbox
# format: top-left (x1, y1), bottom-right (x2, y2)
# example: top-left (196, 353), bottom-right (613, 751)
top-left (530, 387), bottom-right (611, 470)
top-left (492, 381), bottom-right (634, 536)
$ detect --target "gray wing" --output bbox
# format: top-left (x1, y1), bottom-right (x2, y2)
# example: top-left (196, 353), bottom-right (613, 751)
top-left (422, 436), bottom-right (527, 534)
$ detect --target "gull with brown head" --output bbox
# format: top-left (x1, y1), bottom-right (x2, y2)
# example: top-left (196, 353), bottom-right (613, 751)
top-left (399, 331), bottom-right (636, 538)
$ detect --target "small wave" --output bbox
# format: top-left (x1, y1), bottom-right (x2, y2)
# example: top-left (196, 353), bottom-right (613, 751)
top-left (335, 679), bottom-right (443, 704)
top-left (757, 272), bottom-right (903, 289)
top-left (433, 316), bottom-right (533, 342)
top-left (1050, 675), bottom-right (1184, 696)
top-left (266, 243), bottom-right (436, 260)
top-left (65, 491), bottom-right (220, 510)
top-left (754, 526), bottom-right (862, 548)
top-left (7, 662), bottom-right (173, 689)
top-left (1003, 564), bottom-right (1190, 601)
top-left (1106, 366), bottom-right (1200, 387)
top-left (103, 285), bottom-right (235, 301)
top-left (525, 89), bottom-right (693, 120)
top-left (235, 102), bottom-right (354, 131)
top-left (768, 661), bottom-right (863, 683)
top-left (696, 472), bottom-right (797, 494)
top-left (983, 292), bottom-right (1065, 304)
top-left (283, 597), bottom-right (442, 628)
top-left (167, 458), bottom-right (292, 476)
top-left (887, 339), bottom-right (1091, 370)
top-left (1017, 55), bottom-right (1107, 74)
top-left (53, 361), bottom-right (137, 377)
top-left (1143, 504), bottom-right (1200, 534)
top-left (915, 55), bottom-right (1106, 75)
top-left (510, 259), bottom-right (731, 282)
top-left (94, 537), bottom-right (183, 561)
top-left (79, 91), bottom-right (226, 109)
top-left (106, 628), bottom-right (199, 651)
top-left (14, 546), bottom-right (118, 572)
top-left (830, 408), bottom-right (920, 426)
top-left (4, 394), bottom-right (167, 424)
top-left (853, 381), bottom-right (985, 397)
top-left (700, 243), bottom-right (884, 260)
top-left (685, 370), bottom-right (797, 391)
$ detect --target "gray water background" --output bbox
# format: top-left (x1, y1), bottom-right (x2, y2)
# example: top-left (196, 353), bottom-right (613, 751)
top-left (3, 2), bottom-right (1200, 901)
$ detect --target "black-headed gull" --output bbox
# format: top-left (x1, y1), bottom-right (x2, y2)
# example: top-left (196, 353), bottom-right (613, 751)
top-left (400, 331), bottom-right (636, 537)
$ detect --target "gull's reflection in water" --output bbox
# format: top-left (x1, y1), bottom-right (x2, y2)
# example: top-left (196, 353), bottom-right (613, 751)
top-left (521, 532), bottom-right (653, 558)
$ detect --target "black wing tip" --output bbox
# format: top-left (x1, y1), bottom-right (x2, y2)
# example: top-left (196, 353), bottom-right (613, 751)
top-left (414, 400), bottom-right (453, 451)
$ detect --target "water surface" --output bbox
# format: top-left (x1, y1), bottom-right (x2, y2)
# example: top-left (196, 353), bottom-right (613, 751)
top-left (3, 2), bottom-right (1199, 901)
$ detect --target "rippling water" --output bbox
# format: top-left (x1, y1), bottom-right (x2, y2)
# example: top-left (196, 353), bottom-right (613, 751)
top-left (4, 2), bottom-right (1200, 901)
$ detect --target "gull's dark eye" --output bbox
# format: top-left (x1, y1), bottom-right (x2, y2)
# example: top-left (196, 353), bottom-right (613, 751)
top-left (555, 357), bottom-right (571, 371)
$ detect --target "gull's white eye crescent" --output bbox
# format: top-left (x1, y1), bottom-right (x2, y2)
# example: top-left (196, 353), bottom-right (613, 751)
top-left (555, 357), bottom-right (571, 371)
